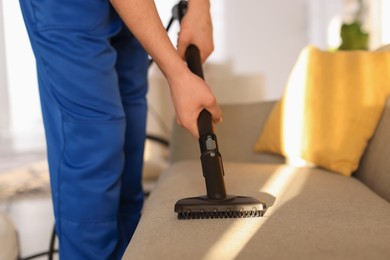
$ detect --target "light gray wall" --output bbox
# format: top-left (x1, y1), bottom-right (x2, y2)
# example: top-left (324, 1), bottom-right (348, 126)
top-left (153, 0), bottom-right (311, 103)
top-left (3, 0), bottom-right (43, 138)
top-left (0, 0), bottom-right (10, 135)
top-left (146, 0), bottom-right (311, 145)
top-left (224, 0), bottom-right (309, 100)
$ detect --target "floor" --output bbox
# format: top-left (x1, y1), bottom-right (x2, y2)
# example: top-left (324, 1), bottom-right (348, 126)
top-left (0, 135), bottom-right (57, 259)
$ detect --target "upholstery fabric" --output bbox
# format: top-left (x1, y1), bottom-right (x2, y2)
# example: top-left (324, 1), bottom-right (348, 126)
top-left (354, 97), bottom-right (390, 201)
top-left (124, 161), bottom-right (390, 260)
top-left (170, 101), bottom-right (285, 164)
top-left (254, 46), bottom-right (390, 176)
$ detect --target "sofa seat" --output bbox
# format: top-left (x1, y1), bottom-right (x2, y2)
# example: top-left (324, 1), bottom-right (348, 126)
top-left (124, 161), bottom-right (390, 260)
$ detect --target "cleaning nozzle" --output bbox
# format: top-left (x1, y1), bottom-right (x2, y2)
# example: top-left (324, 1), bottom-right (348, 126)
top-left (175, 195), bottom-right (266, 220)
top-left (173, 3), bottom-right (266, 220)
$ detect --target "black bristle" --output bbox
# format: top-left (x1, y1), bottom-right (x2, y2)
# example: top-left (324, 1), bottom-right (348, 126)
top-left (177, 209), bottom-right (264, 220)
top-left (175, 195), bottom-right (267, 220)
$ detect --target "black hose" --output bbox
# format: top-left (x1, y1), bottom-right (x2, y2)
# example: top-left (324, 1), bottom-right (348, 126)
top-left (18, 224), bottom-right (58, 260)
top-left (48, 223), bottom-right (57, 260)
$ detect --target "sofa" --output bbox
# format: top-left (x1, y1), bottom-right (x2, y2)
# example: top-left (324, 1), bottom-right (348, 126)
top-left (123, 93), bottom-right (390, 259)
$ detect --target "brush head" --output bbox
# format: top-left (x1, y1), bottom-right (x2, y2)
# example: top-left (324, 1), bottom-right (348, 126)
top-left (174, 195), bottom-right (266, 220)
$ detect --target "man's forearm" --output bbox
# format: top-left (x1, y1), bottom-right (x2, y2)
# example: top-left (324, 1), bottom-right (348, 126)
top-left (110, 0), bottom-right (187, 81)
top-left (187, 0), bottom-right (210, 16)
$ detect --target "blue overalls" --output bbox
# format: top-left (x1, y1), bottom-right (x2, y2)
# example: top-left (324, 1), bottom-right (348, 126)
top-left (19, 1), bottom-right (148, 258)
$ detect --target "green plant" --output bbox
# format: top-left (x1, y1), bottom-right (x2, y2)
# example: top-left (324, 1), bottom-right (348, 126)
top-left (338, 0), bottom-right (369, 50)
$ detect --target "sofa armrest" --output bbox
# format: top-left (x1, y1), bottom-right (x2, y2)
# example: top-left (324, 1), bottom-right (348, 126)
top-left (169, 100), bottom-right (285, 164)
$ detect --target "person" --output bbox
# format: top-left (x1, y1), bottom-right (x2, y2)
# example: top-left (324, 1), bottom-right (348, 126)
top-left (19, 0), bottom-right (222, 258)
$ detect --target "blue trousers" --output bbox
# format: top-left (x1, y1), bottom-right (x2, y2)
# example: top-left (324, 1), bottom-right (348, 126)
top-left (19, 1), bottom-right (148, 258)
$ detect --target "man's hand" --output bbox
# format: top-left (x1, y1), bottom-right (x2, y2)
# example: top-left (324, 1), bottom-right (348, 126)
top-left (177, 0), bottom-right (214, 63)
top-left (167, 69), bottom-right (222, 139)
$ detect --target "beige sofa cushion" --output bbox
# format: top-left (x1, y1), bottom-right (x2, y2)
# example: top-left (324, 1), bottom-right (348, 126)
top-left (354, 97), bottom-right (390, 201)
top-left (124, 161), bottom-right (390, 260)
top-left (169, 101), bottom-right (285, 164)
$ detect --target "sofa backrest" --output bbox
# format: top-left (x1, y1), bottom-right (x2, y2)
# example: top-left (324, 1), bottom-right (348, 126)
top-left (354, 97), bottom-right (390, 202)
top-left (169, 97), bottom-right (390, 202)
top-left (169, 101), bottom-right (285, 164)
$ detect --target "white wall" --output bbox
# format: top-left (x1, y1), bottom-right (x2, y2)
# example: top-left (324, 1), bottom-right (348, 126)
top-left (221, 0), bottom-right (384, 100)
top-left (2, 0), bottom-right (43, 142)
top-left (0, 0), bottom-right (325, 141)
top-left (381, 0), bottom-right (390, 44)
top-left (307, 0), bottom-right (343, 49)
top-left (224, 0), bottom-right (309, 100)
top-left (153, 0), bottom-right (311, 103)
top-left (2, 0), bottom-right (387, 148)
top-left (0, 0), bottom-right (10, 136)
top-left (146, 0), bottom-right (311, 143)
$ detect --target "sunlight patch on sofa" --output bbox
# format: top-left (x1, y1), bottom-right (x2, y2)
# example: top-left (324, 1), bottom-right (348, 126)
top-left (202, 218), bottom-right (265, 260)
top-left (203, 166), bottom-right (308, 260)
top-left (260, 165), bottom-right (305, 198)
top-left (281, 48), bottom-right (309, 166)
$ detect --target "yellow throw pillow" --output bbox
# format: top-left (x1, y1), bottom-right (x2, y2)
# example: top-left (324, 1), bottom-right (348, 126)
top-left (254, 46), bottom-right (390, 176)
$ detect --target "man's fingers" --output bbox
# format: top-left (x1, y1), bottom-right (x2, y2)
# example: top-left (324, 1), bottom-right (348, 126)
top-left (204, 96), bottom-right (222, 125)
top-left (176, 115), bottom-right (200, 139)
top-left (177, 30), bottom-right (191, 60)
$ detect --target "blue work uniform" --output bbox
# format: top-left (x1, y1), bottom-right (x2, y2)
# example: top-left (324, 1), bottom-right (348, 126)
top-left (19, 0), bottom-right (148, 258)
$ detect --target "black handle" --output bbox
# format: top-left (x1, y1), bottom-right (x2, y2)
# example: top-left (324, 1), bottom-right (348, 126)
top-left (185, 45), bottom-right (214, 137)
top-left (184, 44), bottom-right (204, 79)
top-left (176, 1), bottom-right (213, 137)
top-left (177, 1), bottom-right (226, 200)
top-left (185, 42), bottom-right (228, 201)
top-left (185, 45), bottom-right (226, 199)
top-left (173, 0), bottom-right (188, 23)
